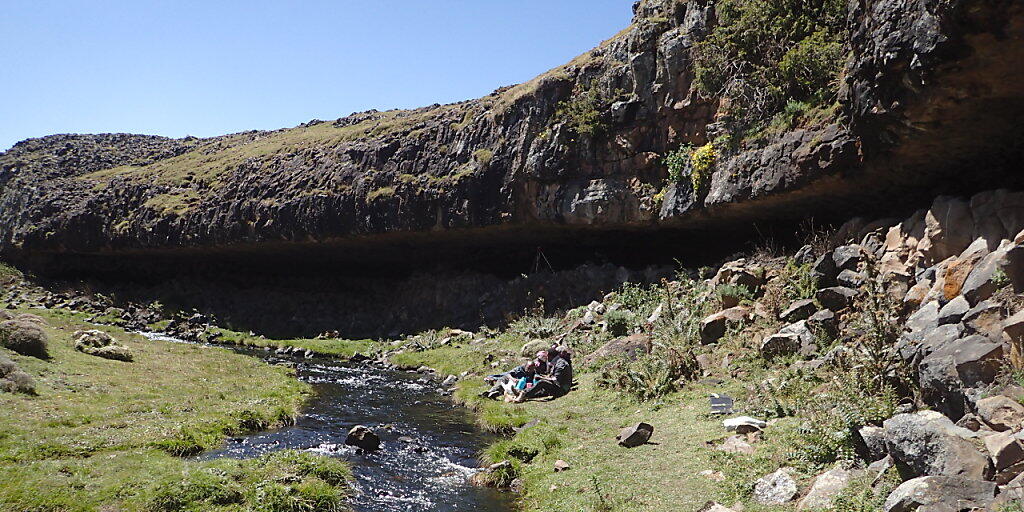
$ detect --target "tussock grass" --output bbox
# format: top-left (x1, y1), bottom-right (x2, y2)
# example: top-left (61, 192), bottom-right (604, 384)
top-left (0, 305), bottom-right (351, 511)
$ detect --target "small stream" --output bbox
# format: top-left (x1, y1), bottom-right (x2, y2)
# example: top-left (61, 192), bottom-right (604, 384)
top-left (142, 333), bottom-right (515, 512)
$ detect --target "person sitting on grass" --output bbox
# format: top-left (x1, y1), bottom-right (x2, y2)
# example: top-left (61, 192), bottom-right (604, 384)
top-left (514, 346), bottom-right (573, 402)
top-left (481, 360), bottom-right (538, 400)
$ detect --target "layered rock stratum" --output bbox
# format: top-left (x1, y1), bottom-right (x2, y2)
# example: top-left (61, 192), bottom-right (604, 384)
top-left (2, 0), bottom-right (1023, 336)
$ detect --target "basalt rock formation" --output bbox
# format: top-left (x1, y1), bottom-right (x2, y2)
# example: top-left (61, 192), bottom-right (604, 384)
top-left (2, 0), bottom-right (1023, 336)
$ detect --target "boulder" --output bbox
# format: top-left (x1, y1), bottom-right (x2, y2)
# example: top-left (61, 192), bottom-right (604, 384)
top-left (345, 425), bottom-right (381, 451)
top-left (832, 245), bottom-right (864, 272)
top-left (520, 339), bottom-right (550, 357)
top-left (583, 334), bottom-right (651, 364)
top-left (936, 296), bottom-right (970, 325)
top-left (699, 307), bottom-right (750, 344)
top-left (918, 323), bottom-right (966, 358)
top-left (710, 260), bottom-right (763, 291)
top-left (73, 330), bottom-right (133, 362)
top-left (797, 467), bottom-right (858, 511)
top-left (815, 286), bottom-right (858, 311)
top-left (553, 459), bottom-right (571, 472)
top-left (938, 238), bottom-right (989, 300)
top-left (858, 425), bottom-right (889, 461)
top-left (837, 269), bottom-right (867, 288)
top-left (1004, 243), bottom-right (1024, 293)
top-left (903, 281), bottom-right (931, 313)
top-left (811, 252), bottom-right (837, 287)
top-left (906, 301), bottom-right (940, 334)
top-left (962, 241), bottom-right (1013, 304)
top-left (616, 422), bottom-right (653, 448)
top-left (723, 416), bottom-right (766, 434)
top-left (983, 431), bottom-right (1024, 479)
top-left (760, 321), bottom-right (815, 359)
top-left (919, 336), bottom-right (1004, 419)
top-left (753, 469), bottom-right (798, 505)
top-left (1004, 309), bottom-right (1024, 363)
top-left (963, 300), bottom-right (1004, 337)
top-left (883, 411), bottom-right (989, 480)
top-left (883, 476), bottom-right (995, 512)
top-left (918, 197), bottom-right (975, 265)
top-left (779, 299), bottom-right (816, 322)
top-left (717, 435), bottom-right (755, 455)
top-left (976, 395), bottom-right (1024, 432)
top-left (806, 308), bottom-right (837, 335)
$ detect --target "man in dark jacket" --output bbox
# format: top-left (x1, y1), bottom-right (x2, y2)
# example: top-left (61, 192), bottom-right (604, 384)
top-left (515, 346), bottom-right (573, 402)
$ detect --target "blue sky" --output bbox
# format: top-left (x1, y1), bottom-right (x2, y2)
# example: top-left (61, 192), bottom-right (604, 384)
top-left (0, 1), bottom-right (633, 151)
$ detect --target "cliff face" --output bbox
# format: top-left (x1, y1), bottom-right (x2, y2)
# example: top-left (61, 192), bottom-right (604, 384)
top-left (1, 0), bottom-right (1022, 269)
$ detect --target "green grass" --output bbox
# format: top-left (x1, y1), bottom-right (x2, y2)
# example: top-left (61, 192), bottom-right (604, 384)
top-left (0, 305), bottom-right (351, 511)
top-left (82, 107), bottom-right (459, 189)
top-left (212, 328), bottom-right (380, 358)
top-left (391, 338), bottom-right (812, 511)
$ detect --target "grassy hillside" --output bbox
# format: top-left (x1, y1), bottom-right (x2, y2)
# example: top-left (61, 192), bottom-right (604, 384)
top-left (0, 306), bottom-right (351, 511)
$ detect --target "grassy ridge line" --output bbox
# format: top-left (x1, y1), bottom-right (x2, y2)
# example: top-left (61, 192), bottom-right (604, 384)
top-left (0, 305), bottom-right (352, 512)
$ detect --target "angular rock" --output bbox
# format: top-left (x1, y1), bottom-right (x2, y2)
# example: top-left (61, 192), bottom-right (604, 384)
top-left (616, 422), bottom-right (653, 448)
top-left (832, 245), bottom-right (864, 272)
top-left (583, 333), bottom-right (651, 364)
top-left (699, 307), bottom-right (750, 344)
top-left (806, 308), bottom-right (837, 335)
top-left (836, 269), bottom-right (867, 288)
top-left (723, 416), bottom-right (766, 434)
top-left (797, 467), bottom-right (858, 511)
top-left (345, 425), bottom-right (381, 451)
top-left (903, 281), bottom-right (931, 313)
top-left (983, 431), bottom-right (1024, 474)
top-left (717, 435), bottom-right (755, 455)
top-left (858, 425), bottom-right (888, 462)
top-left (812, 252), bottom-right (838, 287)
top-left (976, 395), bottom-right (1024, 432)
top-left (906, 301), bottom-right (940, 333)
top-left (883, 411), bottom-right (988, 480)
top-left (760, 320), bottom-right (814, 359)
top-left (962, 241), bottom-right (1012, 304)
top-left (815, 286), bottom-right (858, 312)
top-left (753, 469), bottom-right (798, 505)
top-left (963, 300), bottom-right (1003, 337)
top-left (553, 459), bottom-right (570, 472)
top-left (779, 298), bottom-right (816, 323)
top-left (919, 336), bottom-right (1004, 419)
top-left (697, 502), bottom-right (736, 512)
top-left (937, 296), bottom-right (970, 325)
top-left (883, 476), bottom-right (995, 512)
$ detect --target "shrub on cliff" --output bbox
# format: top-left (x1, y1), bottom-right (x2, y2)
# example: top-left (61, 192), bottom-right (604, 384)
top-left (693, 0), bottom-right (847, 130)
top-left (0, 318), bottom-right (49, 359)
top-left (0, 356), bottom-right (35, 395)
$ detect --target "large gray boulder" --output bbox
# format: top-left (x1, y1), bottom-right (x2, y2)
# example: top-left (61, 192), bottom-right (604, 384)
top-left (815, 286), bottom-right (858, 312)
top-left (983, 431), bottom-right (1024, 483)
top-left (883, 411), bottom-right (989, 480)
top-left (976, 395), bottom-right (1024, 432)
top-left (796, 467), bottom-right (858, 511)
top-left (883, 476), bottom-right (995, 512)
top-left (760, 320), bottom-right (815, 359)
top-left (918, 335), bottom-right (1004, 418)
top-left (779, 299), bottom-right (816, 323)
top-left (936, 295), bottom-right (970, 325)
top-left (906, 301), bottom-right (940, 334)
top-left (753, 469), bottom-right (798, 505)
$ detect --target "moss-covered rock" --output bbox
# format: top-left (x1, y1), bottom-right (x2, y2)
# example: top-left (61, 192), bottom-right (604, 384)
top-left (73, 330), bottom-right (133, 362)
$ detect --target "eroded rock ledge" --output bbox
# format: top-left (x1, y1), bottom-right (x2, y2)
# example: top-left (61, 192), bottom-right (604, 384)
top-left (1, 0), bottom-right (1023, 275)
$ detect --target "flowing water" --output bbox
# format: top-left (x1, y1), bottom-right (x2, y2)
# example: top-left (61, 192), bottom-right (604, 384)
top-left (142, 333), bottom-right (515, 512)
